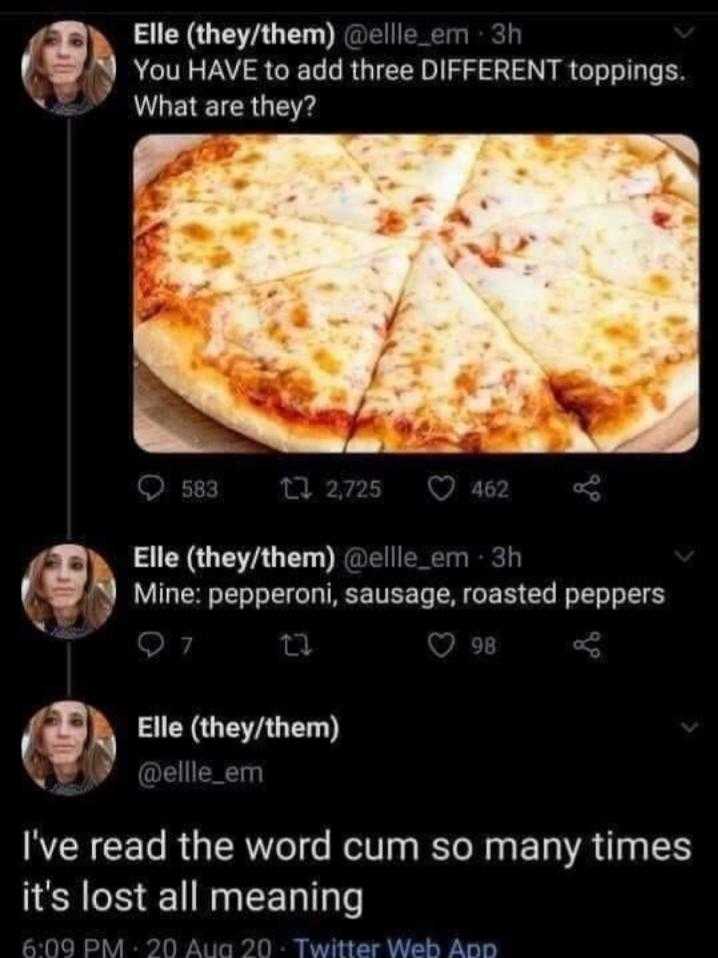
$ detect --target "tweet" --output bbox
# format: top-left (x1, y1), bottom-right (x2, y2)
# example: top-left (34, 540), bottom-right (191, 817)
top-left (9, 11), bottom-right (710, 958)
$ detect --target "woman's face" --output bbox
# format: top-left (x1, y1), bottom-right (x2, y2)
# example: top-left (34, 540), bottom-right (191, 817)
top-left (41, 21), bottom-right (88, 86)
top-left (39, 701), bottom-right (88, 768)
top-left (39, 544), bottom-right (89, 615)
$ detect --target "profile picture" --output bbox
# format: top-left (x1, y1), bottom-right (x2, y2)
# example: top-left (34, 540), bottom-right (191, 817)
top-left (21, 21), bottom-right (115, 116)
top-left (21, 544), bottom-right (116, 639)
top-left (22, 701), bottom-right (116, 796)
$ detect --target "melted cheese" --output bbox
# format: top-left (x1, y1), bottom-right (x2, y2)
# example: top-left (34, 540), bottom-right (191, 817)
top-left (342, 135), bottom-right (484, 233)
top-left (458, 257), bottom-right (698, 440)
top-left (148, 203), bottom-right (417, 302)
top-left (457, 194), bottom-right (698, 302)
top-left (442, 135), bottom-right (667, 243)
top-left (352, 244), bottom-right (592, 451)
top-left (136, 134), bottom-right (392, 233)
top-left (200, 249), bottom-right (412, 420)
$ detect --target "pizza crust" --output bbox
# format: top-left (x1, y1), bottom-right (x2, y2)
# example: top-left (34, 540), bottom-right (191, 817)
top-left (659, 150), bottom-right (699, 205)
top-left (134, 316), bottom-right (349, 452)
top-left (345, 428), bottom-right (595, 454)
top-left (344, 434), bottom-right (384, 452)
top-left (622, 134), bottom-right (669, 162)
top-left (593, 356), bottom-right (699, 451)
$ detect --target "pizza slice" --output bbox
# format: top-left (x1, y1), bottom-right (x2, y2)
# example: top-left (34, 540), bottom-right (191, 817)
top-left (341, 135), bottom-right (484, 235)
top-left (441, 134), bottom-right (683, 244)
top-left (135, 201), bottom-right (418, 318)
top-left (455, 257), bottom-right (698, 450)
top-left (134, 249), bottom-right (413, 452)
top-left (134, 134), bottom-right (397, 234)
top-left (447, 194), bottom-right (698, 302)
top-left (347, 244), bottom-right (594, 452)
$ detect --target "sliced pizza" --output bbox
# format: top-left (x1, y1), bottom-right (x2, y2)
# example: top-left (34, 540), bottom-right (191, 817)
top-left (134, 249), bottom-right (413, 452)
top-left (456, 257), bottom-right (698, 450)
top-left (448, 194), bottom-right (698, 302)
top-left (440, 134), bottom-right (684, 246)
top-left (134, 134), bottom-right (398, 235)
top-left (135, 201), bottom-right (418, 318)
top-left (341, 135), bottom-right (484, 235)
top-left (133, 134), bottom-right (699, 454)
top-left (347, 244), bottom-right (594, 452)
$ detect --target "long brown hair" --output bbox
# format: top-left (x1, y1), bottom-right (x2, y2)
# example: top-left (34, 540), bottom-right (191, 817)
top-left (23, 545), bottom-right (113, 632)
top-left (23, 702), bottom-right (114, 787)
top-left (23, 22), bottom-right (113, 106)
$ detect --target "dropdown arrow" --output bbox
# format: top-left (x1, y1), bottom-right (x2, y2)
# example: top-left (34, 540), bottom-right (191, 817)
top-left (674, 25), bottom-right (696, 40)
top-left (680, 721), bottom-right (700, 734)
top-left (674, 548), bottom-right (695, 563)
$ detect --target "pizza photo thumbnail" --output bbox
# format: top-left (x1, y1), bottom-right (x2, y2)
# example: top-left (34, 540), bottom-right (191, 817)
top-left (133, 134), bottom-right (698, 454)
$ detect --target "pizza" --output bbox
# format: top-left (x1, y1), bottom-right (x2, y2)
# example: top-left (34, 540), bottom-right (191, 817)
top-left (341, 135), bottom-right (485, 233)
top-left (135, 134), bottom-right (394, 235)
top-left (135, 202), bottom-right (417, 319)
top-left (135, 249), bottom-right (414, 452)
top-left (446, 194), bottom-right (698, 302)
top-left (134, 133), bottom-right (699, 453)
top-left (346, 244), bottom-right (594, 452)
top-left (455, 260), bottom-right (697, 450)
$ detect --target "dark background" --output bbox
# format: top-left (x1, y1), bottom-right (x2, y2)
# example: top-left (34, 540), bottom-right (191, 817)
top-left (8, 11), bottom-right (711, 957)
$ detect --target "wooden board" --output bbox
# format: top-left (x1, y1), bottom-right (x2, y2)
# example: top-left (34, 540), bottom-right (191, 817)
top-left (133, 134), bottom-right (699, 454)
top-left (133, 358), bottom-right (266, 454)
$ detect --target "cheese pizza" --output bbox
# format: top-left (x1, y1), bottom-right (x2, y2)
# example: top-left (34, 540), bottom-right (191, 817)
top-left (135, 249), bottom-right (414, 452)
top-left (134, 133), bottom-right (699, 453)
top-left (347, 245), bottom-right (594, 452)
top-left (444, 194), bottom-right (698, 303)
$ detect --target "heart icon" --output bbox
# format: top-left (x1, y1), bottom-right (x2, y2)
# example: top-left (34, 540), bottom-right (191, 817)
top-left (427, 474), bottom-right (456, 502)
top-left (427, 632), bottom-right (456, 659)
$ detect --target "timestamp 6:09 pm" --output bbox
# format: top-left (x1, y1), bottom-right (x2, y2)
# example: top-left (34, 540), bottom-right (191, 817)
top-left (22, 938), bottom-right (273, 958)
top-left (23, 940), bottom-right (122, 958)
top-left (22, 941), bottom-right (115, 958)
